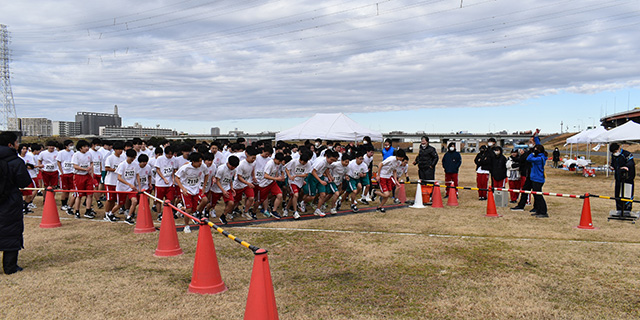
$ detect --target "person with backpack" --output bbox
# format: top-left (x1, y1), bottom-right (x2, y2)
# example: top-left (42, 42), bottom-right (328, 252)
top-left (0, 132), bottom-right (32, 274)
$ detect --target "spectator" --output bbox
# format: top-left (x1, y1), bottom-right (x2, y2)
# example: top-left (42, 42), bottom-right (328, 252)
top-left (511, 130), bottom-right (541, 211)
top-left (527, 144), bottom-right (548, 218)
top-left (506, 149), bottom-right (521, 203)
top-left (413, 136), bottom-right (438, 203)
top-left (609, 143), bottom-right (635, 215)
top-left (489, 146), bottom-right (507, 189)
top-left (381, 138), bottom-right (395, 160)
top-left (474, 145), bottom-right (491, 200)
top-left (0, 131), bottom-right (32, 274)
top-left (552, 147), bottom-right (560, 168)
top-left (442, 142), bottom-right (461, 197)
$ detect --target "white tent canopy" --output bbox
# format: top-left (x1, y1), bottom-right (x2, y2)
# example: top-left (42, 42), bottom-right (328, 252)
top-left (276, 113), bottom-right (383, 142)
top-left (592, 121), bottom-right (640, 143)
top-left (566, 126), bottom-right (608, 144)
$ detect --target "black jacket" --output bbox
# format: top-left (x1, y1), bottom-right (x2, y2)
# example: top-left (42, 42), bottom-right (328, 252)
top-left (489, 154), bottom-right (508, 181)
top-left (518, 149), bottom-right (533, 178)
top-left (442, 150), bottom-right (462, 174)
top-left (0, 146), bottom-right (32, 251)
top-left (611, 150), bottom-right (635, 183)
top-left (552, 150), bottom-right (560, 161)
top-left (415, 144), bottom-right (438, 169)
top-left (474, 150), bottom-right (492, 171)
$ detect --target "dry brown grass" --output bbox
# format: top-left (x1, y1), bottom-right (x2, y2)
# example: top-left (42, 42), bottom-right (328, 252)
top-left (2, 153), bottom-right (639, 319)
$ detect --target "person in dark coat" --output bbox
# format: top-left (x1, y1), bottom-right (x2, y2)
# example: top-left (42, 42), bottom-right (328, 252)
top-left (0, 131), bottom-right (32, 274)
top-left (552, 147), bottom-right (561, 168)
top-left (474, 145), bottom-right (492, 200)
top-left (512, 129), bottom-right (541, 211)
top-left (609, 143), bottom-right (635, 214)
top-left (413, 136), bottom-right (438, 202)
top-left (489, 146), bottom-right (507, 188)
top-left (442, 142), bottom-right (461, 196)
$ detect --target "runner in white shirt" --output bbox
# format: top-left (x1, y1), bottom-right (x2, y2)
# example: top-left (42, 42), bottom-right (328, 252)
top-left (251, 146), bottom-right (272, 216)
top-left (57, 140), bottom-right (76, 211)
top-left (209, 143), bottom-right (226, 168)
top-left (346, 152), bottom-right (369, 213)
top-left (88, 139), bottom-right (105, 209)
top-left (17, 144), bottom-right (37, 214)
top-left (201, 153), bottom-right (217, 219)
top-left (174, 152), bottom-right (208, 233)
top-left (284, 151), bottom-right (312, 219)
top-left (232, 147), bottom-right (258, 220)
top-left (302, 151), bottom-right (338, 217)
top-left (153, 146), bottom-right (179, 221)
top-left (106, 149), bottom-right (140, 224)
top-left (210, 155), bottom-right (239, 225)
top-left (361, 148), bottom-right (375, 203)
top-left (38, 141), bottom-right (59, 189)
top-left (104, 142), bottom-right (126, 216)
top-left (327, 154), bottom-right (351, 214)
top-left (137, 154), bottom-right (153, 192)
top-left (256, 153), bottom-right (285, 219)
top-left (71, 140), bottom-right (95, 219)
top-left (374, 150), bottom-right (408, 212)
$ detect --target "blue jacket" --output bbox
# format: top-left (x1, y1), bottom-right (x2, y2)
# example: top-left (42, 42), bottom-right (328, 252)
top-left (381, 146), bottom-right (395, 160)
top-left (442, 151), bottom-right (462, 173)
top-left (526, 152), bottom-right (546, 183)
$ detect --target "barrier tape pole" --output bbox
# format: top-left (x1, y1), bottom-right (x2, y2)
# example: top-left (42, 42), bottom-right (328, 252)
top-left (143, 191), bottom-right (262, 253)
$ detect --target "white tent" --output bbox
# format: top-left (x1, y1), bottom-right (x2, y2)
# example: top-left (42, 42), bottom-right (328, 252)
top-left (276, 113), bottom-right (383, 142)
top-left (565, 127), bottom-right (608, 159)
top-left (592, 121), bottom-right (640, 143)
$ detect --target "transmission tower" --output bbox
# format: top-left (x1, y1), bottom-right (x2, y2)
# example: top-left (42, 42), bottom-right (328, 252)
top-left (1, 24), bottom-right (17, 131)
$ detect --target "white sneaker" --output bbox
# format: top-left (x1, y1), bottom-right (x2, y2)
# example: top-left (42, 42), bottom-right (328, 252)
top-left (60, 205), bottom-right (69, 211)
top-left (226, 213), bottom-right (234, 221)
top-left (330, 208), bottom-right (337, 214)
top-left (282, 209), bottom-right (289, 217)
top-left (177, 203), bottom-right (184, 210)
top-left (183, 225), bottom-right (191, 233)
top-left (314, 209), bottom-right (326, 217)
top-left (210, 209), bottom-right (217, 218)
top-left (365, 195), bottom-right (372, 202)
top-left (293, 211), bottom-right (300, 220)
top-left (299, 201), bottom-right (306, 212)
top-left (28, 203), bottom-right (36, 209)
top-left (242, 212), bottom-right (253, 220)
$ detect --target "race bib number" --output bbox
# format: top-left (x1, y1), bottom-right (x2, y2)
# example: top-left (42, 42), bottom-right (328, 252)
top-left (140, 176), bottom-right (147, 185)
top-left (186, 178), bottom-right (199, 186)
top-left (93, 162), bottom-right (101, 171)
top-left (64, 162), bottom-right (73, 170)
top-left (163, 167), bottom-right (173, 175)
top-left (256, 171), bottom-right (264, 179)
top-left (294, 167), bottom-right (306, 174)
top-left (80, 163), bottom-right (90, 169)
top-left (45, 164), bottom-right (56, 171)
top-left (124, 170), bottom-right (135, 179)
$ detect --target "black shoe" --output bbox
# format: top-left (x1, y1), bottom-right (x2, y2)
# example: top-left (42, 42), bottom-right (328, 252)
top-left (75, 211), bottom-right (81, 219)
top-left (5, 265), bottom-right (23, 275)
top-left (510, 207), bottom-right (524, 211)
top-left (534, 213), bottom-right (549, 218)
top-left (529, 208), bottom-right (537, 213)
top-left (83, 211), bottom-right (96, 219)
top-left (351, 204), bottom-right (359, 213)
top-left (157, 214), bottom-right (162, 222)
top-left (104, 213), bottom-right (119, 222)
top-left (360, 199), bottom-right (369, 205)
top-left (96, 200), bottom-right (104, 209)
top-left (271, 211), bottom-right (281, 220)
top-left (124, 216), bottom-right (135, 225)
top-left (376, 207), bottom-right (386, 213)
top-left (66, 208), bottom-right (75, 215)
top-left (219, 214), bottom-right (227, 225)
top-left (152, 205), bottom-right (158, 213)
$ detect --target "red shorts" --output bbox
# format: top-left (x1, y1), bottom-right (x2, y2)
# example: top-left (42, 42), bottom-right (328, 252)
top-left (290, 184), bottom-right (301, 195)
top-left (41, 171), bottom-right (59, 188)
top-left (21, 180), bottom-right (35, 196)
top-left (181, 192), bottom-right (203, 210)
top-left (259, 183), bottom-right (282, 201)
top-left (379, 178), bottom-right (395, 193)
top-left (155, 186), bottom-right (175, 202)
top-left (61, 173), bottom-right (74, 190)
top-left (117, 192), bottom-right (137, 206)
top-left (73, 174), bottom-right (94, 197)
top-left (105, 185), bottom-right (117, 201)
top-left (93, 174), bottom-right (102, 188)
top-left (209, 191), bottom-right (234, 206)
top-left (233, 186), bottom-right (255, 203)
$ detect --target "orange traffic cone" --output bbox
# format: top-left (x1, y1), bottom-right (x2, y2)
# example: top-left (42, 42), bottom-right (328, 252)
top-left (577, 194), bottom-right (595, 229)
top-left (397, 182), bottom-right (407, 204)
top-left (134, 192), bottom-right (156, 234)
top-left (447, 182), bottom-right (459, 207)
top-left (40, 187), bottom-right (62, 228)
top-left (485, 189), bottom-right (501, 217)
top-left (244, 249), bottom-right (279, 320)
top-left (188, 223), bottom-right (227, 294)
top-left (154, 201), bottom-right (183, 257)
top-left (431, 183), bottom-right (444, 208)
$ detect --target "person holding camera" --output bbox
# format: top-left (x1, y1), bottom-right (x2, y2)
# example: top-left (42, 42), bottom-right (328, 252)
top-left (609, 143), bottom-right (635, 214)
top-left (527, 144), bottom-right (548, 218)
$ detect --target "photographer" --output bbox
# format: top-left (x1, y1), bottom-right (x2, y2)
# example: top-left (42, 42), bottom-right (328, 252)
top-left (527, 144), bottom-right (548, 218)
top-left (609, 143), bottom-right (635, 214)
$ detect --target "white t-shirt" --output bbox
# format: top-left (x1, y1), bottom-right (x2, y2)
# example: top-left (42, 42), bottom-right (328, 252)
top-left (72, 152), bottom-right (93, 175)
top-left (233, 159), bottom-right (256, 189)
top-left (212, 152), bottom-right (225, 168)
top-left (364, 154), bottom-right (374, 166)
top-left (38, 150), bottom-right (58, 172)
top-left (154, 155), bottom-right (178, 187)
top-left (175, 163), bottom-right (207, 195)
top-left (104, 153), bottom-right (126, 186)
top-left (347, 160), bottom-right (368, 179)
top-left (20, 154), bottom-right (38, 178)
top-left (137, 163), bottom-right (153, 191)
top-left (230, 151), bottom-right (246, 162)
top-left (254, 155), bottom-right (271, 182)
top-left (330, 162), bottom-right (348, 186)
top-left (88, 148), bottom-right (103, 175)
top-left (174, 156), bottom-right (189, 169)
top-left (98, 147), bottom-right (113, 171)
top-left (379, 156), bottom-right (402, 179)
top-left (258, 159), bottom-right (280, 188)
top-left (204, 164), bottom-right (217, 193)
top-left (148, 157), bottom-right (157, 184)
top-left (57, 149), bottom-right (75, 175)
top-left (211, 164), bottom-right (236, 193)
top-left (285, 159), bottom-right (312, 188)
top-left (115, 161), bottom-right (140, 192)
top-left (311, 157), bottom-right (331, 178)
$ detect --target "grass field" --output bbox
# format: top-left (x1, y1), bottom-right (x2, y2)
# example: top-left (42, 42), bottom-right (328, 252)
top-left (2, 153), bottom-right (639, 319)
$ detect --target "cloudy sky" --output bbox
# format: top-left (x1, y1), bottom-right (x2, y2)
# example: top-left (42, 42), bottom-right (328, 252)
top-left (3, 0), bottom-right (640, 134)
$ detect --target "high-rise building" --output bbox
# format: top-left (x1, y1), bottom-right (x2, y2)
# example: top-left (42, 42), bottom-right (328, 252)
top-left (99, 125), bottom-right (177, 138)
top-left (75, 111), bottom-right (121, 135)
top-left (52, 121), bottom-right (82, 136)
top-left (10, 118), bottom-right (52, 136)
top-left (211, 127), bottom-right (221, 135)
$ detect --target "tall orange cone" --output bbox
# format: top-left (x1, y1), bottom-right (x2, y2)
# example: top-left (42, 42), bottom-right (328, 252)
top-left (409, 181), bottom-right (426, 209)
top-left (40, 187), bottom-right (62, 228)
top-left (447, 182), bottom-right (459, 207)
top-left (154, 201), bottom-right (183, 257)
top-left (244, 249), bottom-right (279, 320)
top-left (134, 192), bottom-right (156, 234)
top-left (431, 183), bottom-right (444, 208)
top-left (397, 182), bottom-right (407, 204)
top-left (577, 194), bottom-right (595, 229)
top-left (188, 223), bottom-right (227, 294)
top-left (485, 189), bottom-right (501, 217)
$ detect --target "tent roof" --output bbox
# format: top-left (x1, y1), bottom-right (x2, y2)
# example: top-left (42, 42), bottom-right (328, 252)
top-left (592, 121), bottom-right (640, 143)
top-left (275, 113), bottom-right (383, 142)
top-left (565, 126), bottom-right (608, 144)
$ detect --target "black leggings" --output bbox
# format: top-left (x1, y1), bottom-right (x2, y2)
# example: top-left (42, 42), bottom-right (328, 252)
top-left (531, 181), bottom-right (547, 215)
top-left (2, 250), bottom-right (19, 274)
